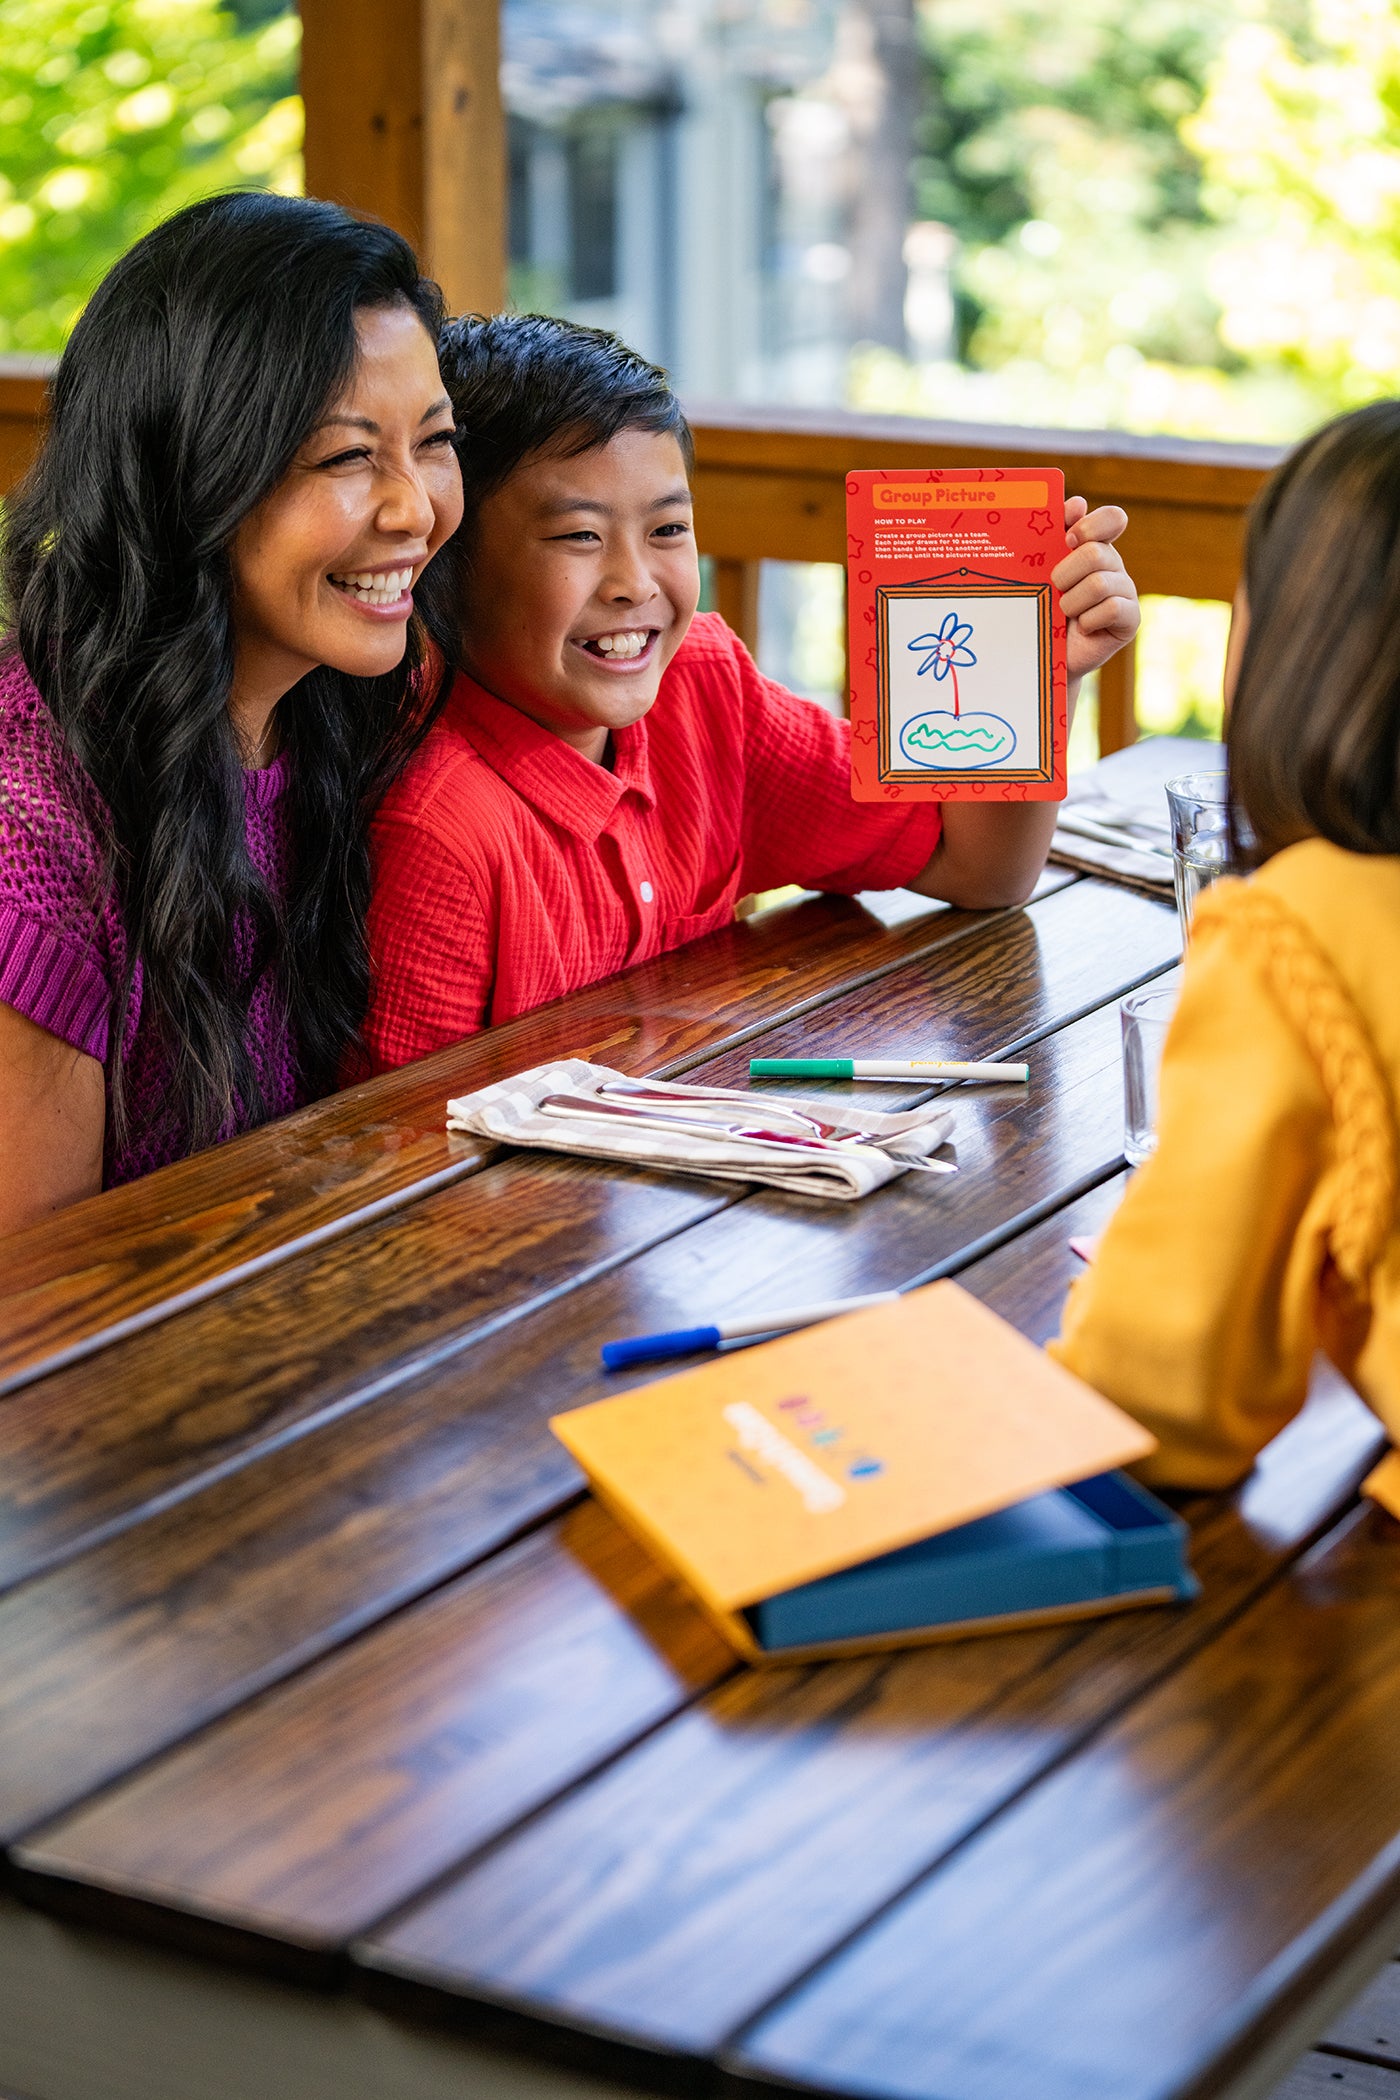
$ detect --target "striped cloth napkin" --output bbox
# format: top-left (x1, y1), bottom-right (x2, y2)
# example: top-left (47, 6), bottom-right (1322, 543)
top-left (446, 1060), bottom-right (955, 1202)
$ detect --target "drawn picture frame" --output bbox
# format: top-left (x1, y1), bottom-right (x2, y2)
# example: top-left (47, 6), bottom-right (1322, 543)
top-left (875, 567), bottom-right (1056, 789)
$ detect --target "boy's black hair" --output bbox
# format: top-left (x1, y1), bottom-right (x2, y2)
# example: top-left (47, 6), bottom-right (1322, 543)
top-left (1230, 398), bottom-right (1400, 863)
top-left (436, 312), bottom-right (693, 529)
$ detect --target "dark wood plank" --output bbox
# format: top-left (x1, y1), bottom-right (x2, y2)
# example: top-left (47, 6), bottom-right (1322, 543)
top-left (1268, 2057), bottom-right (1400, 2100)
top-left (10, 1500), bottom-right (735, 1972)
top-left (0, 1152), bottom-right (735, 1593)
top-left (0, 879), bottom-right (1165, 1599)
top-left (697, 878), bottom-right (1176, 1094)
top-left (0, 881), bottom-right (1052, 1397)
top-left (312, 1210), bottom-right (1367, 2074)
top-left (14, 1184), bottom-right (1377, 2012)
top-left (729, 1501), bottom-right (1400, 2100)
top-left (0, 975), bottom-right (1171, 1843)
top-left (1324, 1963), bottom-right (1400, 2069)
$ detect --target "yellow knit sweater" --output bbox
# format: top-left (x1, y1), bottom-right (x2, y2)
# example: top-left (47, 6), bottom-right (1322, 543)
top-left (1051, 839), bottom-right (1400, 1489)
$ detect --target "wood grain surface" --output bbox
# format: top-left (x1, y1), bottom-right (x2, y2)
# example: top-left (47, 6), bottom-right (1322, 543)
top-left (0, 879), bottom-right (1065, 1397)
top-left (5, 871), bottom-right (1387, 2100)
top-left (349, 1194), bottom-right (1383, 2073)
top-left (11, 1500), bottom-right (736, 1968)
top-left (0, 1153), bottom-right (736, 1593)
top-left (0, 878), bottom-right (1168, 1603)
top-left (0, 970), bottom-right (1164, 1838)
top-left (1324, 1960), bottom-right (1400, 2069)
top-left (1270, 2059), bottom-right (1400, 2100)
top-left (731, 1499), bottom-right (1400, 2100)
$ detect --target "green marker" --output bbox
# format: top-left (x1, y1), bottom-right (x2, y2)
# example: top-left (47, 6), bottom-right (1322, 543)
top-left (750, 1056), bottom-right (1029, 1084)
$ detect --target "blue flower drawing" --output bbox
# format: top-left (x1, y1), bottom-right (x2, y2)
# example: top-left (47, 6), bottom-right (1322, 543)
top-left (908, 612), bottom-right (977, 682)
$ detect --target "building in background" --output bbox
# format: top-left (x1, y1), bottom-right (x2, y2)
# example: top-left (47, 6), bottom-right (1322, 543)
top-left (504, 0), bottom-right (928, 406)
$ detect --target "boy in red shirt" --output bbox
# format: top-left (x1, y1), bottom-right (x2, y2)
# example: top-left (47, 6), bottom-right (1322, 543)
top-left (365, 316), bottom-right (1140, 1069)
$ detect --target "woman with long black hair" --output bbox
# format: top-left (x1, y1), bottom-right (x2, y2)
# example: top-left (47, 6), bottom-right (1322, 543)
top-left (0, 191), bottom-right (464, 1231)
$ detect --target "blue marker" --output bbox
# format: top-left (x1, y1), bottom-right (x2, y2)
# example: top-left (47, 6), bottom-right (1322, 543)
top-left (600, 1292), bottom-right (901, 1371)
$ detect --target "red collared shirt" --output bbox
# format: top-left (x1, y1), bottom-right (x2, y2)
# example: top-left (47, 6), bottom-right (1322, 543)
top-left (364, 613), bottom-right (943, 1068)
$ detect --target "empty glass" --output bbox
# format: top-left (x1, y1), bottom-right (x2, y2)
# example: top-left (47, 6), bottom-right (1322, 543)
top-left (1121, 985), bottom-right (1178, 1168)
top-left (1165, 772), bottom-right (1235, 943)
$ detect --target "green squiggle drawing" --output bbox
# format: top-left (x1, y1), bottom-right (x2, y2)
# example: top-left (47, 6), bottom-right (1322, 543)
top-left (900, 708), bottom-right (1018, 769)
top-left (906, 722), bottom-right (1003, 754)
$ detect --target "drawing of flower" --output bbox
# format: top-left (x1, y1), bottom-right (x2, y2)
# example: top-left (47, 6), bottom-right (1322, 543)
top-left (909, 612), bottom-right (977, 684)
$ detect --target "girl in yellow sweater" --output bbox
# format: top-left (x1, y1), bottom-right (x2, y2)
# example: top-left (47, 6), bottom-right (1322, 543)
top-left (1053, 401), bottom-right (1400, 1490)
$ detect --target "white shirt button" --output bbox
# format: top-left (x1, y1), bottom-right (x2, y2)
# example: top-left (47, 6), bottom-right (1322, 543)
top-left (639, 880), bottom-right (654, 903)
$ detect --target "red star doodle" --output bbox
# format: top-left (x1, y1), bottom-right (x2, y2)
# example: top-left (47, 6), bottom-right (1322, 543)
top-left (1027, 511), bottom-right (1056, 536)
top-left (865, 646), bottom-right (878, 670)
top-left (853, 721), bottom-right (877, 744)
top-left (847, 535), bottom-right (864, 559)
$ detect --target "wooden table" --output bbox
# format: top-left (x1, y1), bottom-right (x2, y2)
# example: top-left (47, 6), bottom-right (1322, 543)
top-left (2, 871), bottom-right (1399, 2100)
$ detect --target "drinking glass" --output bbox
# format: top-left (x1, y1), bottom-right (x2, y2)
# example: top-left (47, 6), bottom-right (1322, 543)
top-left (1121, 985), bottom-right (1177, 1168)
top-left (1165, 772), bottom-right (1236, 943)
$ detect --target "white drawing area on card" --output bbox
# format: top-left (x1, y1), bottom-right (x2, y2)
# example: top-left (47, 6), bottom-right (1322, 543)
top-left (885, 590), bottom-right (1043, 772)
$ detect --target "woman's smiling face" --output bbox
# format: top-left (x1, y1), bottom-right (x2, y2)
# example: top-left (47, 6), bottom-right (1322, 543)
top-left (457, 427), bottom-right (701, 764)
top-left (227, 302), bottom-right (463, 748)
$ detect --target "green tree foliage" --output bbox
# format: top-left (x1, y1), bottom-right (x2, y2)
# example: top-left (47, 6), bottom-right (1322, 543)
top-left (0, 0), bottom-right (300, 352)
top-left (916, 0), bottom-right (1228, 370)
top-left (856, 0), bottom-right (1393, 442)
top-left (1189, 0), bottom-right (1400, 408)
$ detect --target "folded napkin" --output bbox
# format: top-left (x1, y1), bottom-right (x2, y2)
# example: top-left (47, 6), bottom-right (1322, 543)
top-left (1050, 782), bottom-right (1175, 895)
top-left (446, 1059), bottom-right (955, 1202)
top-left (1050, 735), bottom-right (1224, 898)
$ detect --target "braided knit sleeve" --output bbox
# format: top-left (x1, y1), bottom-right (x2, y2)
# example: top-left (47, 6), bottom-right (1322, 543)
top-left (1049, 877), bottom-right (1388, 1488)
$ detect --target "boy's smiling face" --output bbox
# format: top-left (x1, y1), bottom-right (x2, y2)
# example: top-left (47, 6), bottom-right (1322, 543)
top-left (459, 426), bottom-right (701, 763)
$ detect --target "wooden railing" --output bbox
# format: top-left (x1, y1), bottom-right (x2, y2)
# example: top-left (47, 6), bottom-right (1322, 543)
top-left (688, 402), bottom-right (1284, 752)
top-left (0, 357), bottom-right (1284, 752)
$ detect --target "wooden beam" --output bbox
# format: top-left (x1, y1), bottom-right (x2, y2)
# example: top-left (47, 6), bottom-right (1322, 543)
top-left (688, 403), bottom-right (1278, 606)
top-left (300, 1), bottom-right (425, 248)
top-left (299, 0), bottom-right (506, 315)
top-left (1097, 640), bottom-right (1137, 754)
top-left (713, 558), bottom-right (762, 659)
top-left (421, 0), bottom-right (507, 317)
top-left (0, 358), bottom-right (47, 493)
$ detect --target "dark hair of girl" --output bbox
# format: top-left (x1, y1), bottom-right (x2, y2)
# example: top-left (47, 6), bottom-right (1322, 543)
top-left (435, 311), bottom-right (693, 534)
top-left (1230, 398), bottom-right (1400, 865)
top-left (2, 191), bottom-right (457, 1153)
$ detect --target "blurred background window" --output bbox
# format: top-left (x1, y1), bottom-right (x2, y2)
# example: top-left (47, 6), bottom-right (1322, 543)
top-left (4, 0), bottom-right (1400, 736)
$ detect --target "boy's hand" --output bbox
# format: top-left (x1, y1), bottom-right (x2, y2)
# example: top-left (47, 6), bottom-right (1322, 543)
top-left (1056, 497), bottom-right (1140, 688)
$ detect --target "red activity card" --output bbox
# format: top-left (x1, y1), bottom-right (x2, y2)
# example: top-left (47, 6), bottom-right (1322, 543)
top-left (847, 466), bottom-right (1067, 802)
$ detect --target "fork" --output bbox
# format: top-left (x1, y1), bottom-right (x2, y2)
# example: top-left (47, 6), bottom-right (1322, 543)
top-left (598, 1080), bottom-right (876, 1145)
top-left (536, 1093), bottom-right (957, 1172)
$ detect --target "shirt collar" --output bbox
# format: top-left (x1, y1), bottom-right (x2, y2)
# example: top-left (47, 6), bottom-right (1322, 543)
top-left (445, 671), bottom-right (655, 841)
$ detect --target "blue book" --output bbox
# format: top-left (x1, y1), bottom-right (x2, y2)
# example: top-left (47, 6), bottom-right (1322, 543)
top-left (746, 1471), bottom-right (1197, 1654)
top-left (553, 1284), bottom-right (1196, 1667)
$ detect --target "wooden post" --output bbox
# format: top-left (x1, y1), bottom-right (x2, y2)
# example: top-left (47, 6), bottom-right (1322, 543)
top-left (713, 558), bottom-right (762, 659)
top-left (421, 0), bottom-right (507, 316)
top-left (300, 0), bottom-right (506, 315)
top-left (1097, 638), bottom-right (1137, 756)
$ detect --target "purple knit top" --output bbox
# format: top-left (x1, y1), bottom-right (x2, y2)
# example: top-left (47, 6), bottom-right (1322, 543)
top-left (0, 651), bottom-right (301, 1186)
